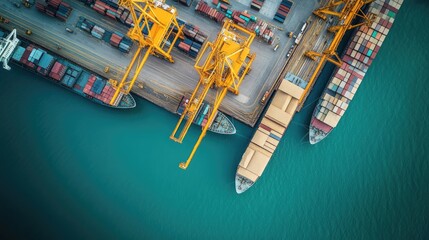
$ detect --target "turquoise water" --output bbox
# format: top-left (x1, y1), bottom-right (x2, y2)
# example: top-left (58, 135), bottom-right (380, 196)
top-left (1, 0), bottom-right (428, 239)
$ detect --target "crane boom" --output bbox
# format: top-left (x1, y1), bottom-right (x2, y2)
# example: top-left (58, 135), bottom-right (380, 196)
top-left (170, 20), bottom-right (255, 170)
top-left (109, 0), bottom-right (183, 105)
top-left (300, 0), bottom-right (374, 104)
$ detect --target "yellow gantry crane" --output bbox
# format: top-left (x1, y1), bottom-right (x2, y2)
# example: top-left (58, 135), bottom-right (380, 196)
top-left (300, 0), bottom-right (374, 103)
top-left (109, 0), bottom-right (183, 105)
top-left (170, 20), bottom-right (256, 170)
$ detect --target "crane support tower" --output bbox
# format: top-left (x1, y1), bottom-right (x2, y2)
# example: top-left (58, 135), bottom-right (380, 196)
top-left (0, 29), bottom-right (20, 70)
top-left (300, 0), bottom-right (374, 104)
top-left (170, 20), bottom-right (256, 170)
top-left (109, 0), bottom-right (184, 105)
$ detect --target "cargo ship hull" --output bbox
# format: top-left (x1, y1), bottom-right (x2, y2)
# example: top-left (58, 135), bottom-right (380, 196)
top-left (309, 0), bottom-right (402, 144)
top-left (176, 96), bottom-right (236, 135)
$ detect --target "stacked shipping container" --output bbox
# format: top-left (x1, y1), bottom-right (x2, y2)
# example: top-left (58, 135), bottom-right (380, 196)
top-left (49, 61), bottom-right (67, 81)
top-left (83, 75), bottom-right (117, 104)
top-left (76, 17), bottom-right (133, 53)
top-left (81, 0), bottom-right (207, 58)
top-left (3, 31), bottom-right (135, 108)
top-left (309, 0), bottom-right (403, 143)
top-left (195, 1), bottom-right (275, 44)
top-left (250, 0), bottom-right (264, 12)
top-left (36, 0), bottom-right (73, 21)
top-left (273, 0), bottom-right (293, 24)
top-left (176, 22), bottom-right (207, 58)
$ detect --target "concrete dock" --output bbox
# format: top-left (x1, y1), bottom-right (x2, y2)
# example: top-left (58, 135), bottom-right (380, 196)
top-left (0, 0), bottom-right (322, 126)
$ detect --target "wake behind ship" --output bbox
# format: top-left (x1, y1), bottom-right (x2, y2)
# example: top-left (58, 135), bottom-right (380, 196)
top-left (0, 29), bottom-right (135, 109)
top-left (309, 0), bottom-right (402, 144)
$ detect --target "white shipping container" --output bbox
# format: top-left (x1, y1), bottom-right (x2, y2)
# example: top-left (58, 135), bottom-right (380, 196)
top-left (333, 77), bottom-right (341, 85)
top-left (322, 100), bottom-right (328, 107)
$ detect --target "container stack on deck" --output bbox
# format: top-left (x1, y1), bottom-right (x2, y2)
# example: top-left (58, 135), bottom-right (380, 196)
top-left (36, 52), bottom-right (55, 76)
top-left (60, 64), bottom-right (83, 88)
top-left (83, 75), bottom-right (117, 104)
top-left (311, 0), bottom-right (402, 131)
top-left (2, 30), bottom-right (134, 108)
top-left (274, 0), bottom-right (293, 23)
top-left (19, 45), bottom-right (36, 69)
top-left (49, 61), bottom-right (67, 81)
top-left (35, 0), bottom-right (73, 21)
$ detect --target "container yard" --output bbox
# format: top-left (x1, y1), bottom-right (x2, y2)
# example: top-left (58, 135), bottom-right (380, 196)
top-left (0, 0), bottom-right (318, 126)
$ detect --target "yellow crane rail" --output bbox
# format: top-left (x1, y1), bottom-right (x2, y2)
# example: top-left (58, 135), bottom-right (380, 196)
top-left (300, 0), bottom-right (374, 104)
top-left (109, 0), bottom-right (183, 105)
top-left (170, 20), bottom-right (256, 170)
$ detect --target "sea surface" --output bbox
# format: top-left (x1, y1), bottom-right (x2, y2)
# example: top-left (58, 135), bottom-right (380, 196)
top-left (0, 0), bottom-right (428, 239)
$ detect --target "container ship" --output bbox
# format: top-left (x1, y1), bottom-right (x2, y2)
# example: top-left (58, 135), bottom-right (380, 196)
top-left (309, 0), bottom-right (402, 144)
top-left (235, 78), bottom-right (304, 193)
top-left (176, 96), bottom-right (236, 134)
top-left (0, 29), bottom-right (136, 109)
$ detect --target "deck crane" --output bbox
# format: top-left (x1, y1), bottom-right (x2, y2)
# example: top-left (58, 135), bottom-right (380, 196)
top-left (0, 29), bottom-right (20, 70)
top-left (300, 0), bottom-right (374, 104)
top-left (170, 20), bottom-right (256, 170)
top-left (109, 0), bottom-right (183, 105)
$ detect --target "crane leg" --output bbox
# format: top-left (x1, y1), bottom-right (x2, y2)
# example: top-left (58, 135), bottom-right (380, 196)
top-left (110, 46), bottom-right (143, 105)
top-left (179, 88), bottom-right (229, 169)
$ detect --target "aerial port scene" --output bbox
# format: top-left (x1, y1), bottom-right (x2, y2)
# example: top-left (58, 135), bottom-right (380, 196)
top-left (1, 0), bottom-right (428, 239)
